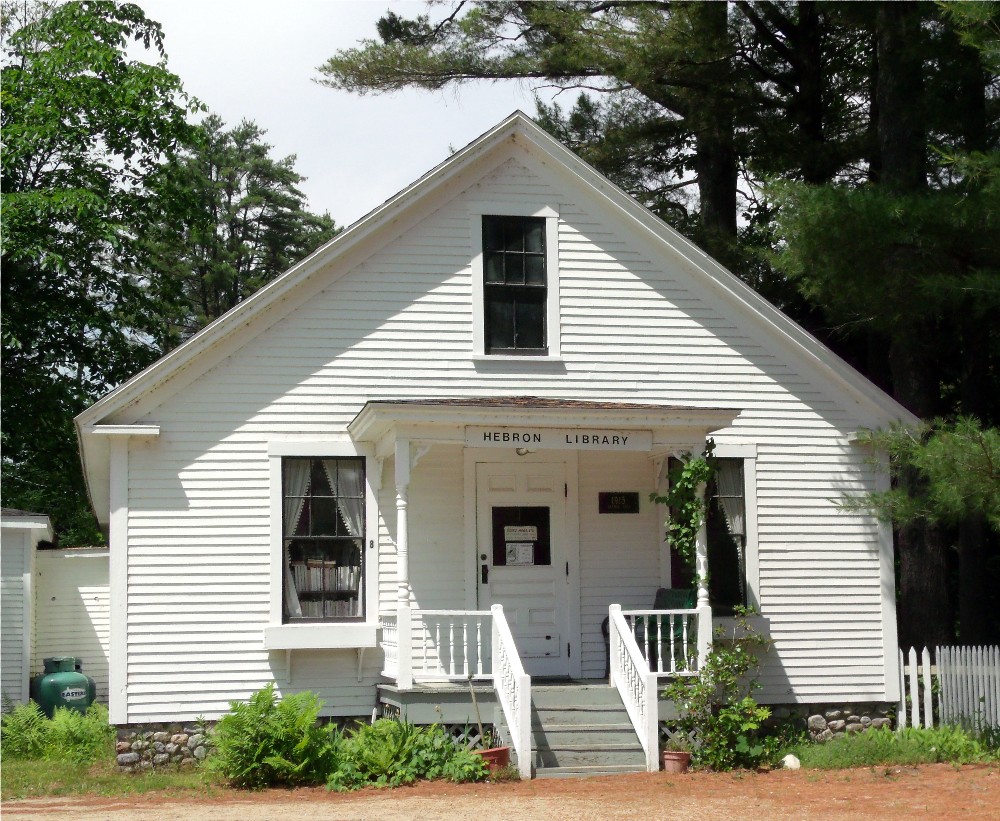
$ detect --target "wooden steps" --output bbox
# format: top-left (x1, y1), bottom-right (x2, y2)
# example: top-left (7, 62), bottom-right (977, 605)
top-left (526, 683), bottom-right (646, 778)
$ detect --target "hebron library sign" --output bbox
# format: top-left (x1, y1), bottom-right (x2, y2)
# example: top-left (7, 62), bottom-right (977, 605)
top-left (466, 426), bottom-right (653, 451)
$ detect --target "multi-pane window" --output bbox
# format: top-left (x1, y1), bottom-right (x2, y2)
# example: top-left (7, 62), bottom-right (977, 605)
top-left (705, 459), bottom-right (747, 613)
top-left (483, 215), bottom-right (547, 353)
top-left (282, 458), bottom-right (365, 622)
top-left (668, 458), bottom-right (747, 613)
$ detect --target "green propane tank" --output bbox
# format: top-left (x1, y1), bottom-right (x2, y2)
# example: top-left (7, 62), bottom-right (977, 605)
top-left (32, 657), bottom-right (96, 717)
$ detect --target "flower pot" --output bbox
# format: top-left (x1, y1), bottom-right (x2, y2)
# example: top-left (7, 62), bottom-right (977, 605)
top-left (473, 745), bottom-right (511, 773)
top-left (661, 750), bottom-right (692, 773)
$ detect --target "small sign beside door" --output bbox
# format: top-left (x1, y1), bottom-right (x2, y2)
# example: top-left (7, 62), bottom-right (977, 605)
top-left (599, 491), bottom-right (641, 514)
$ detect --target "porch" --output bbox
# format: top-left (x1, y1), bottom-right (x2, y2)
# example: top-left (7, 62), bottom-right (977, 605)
top-left (379, 602), bottom-right (711, 778)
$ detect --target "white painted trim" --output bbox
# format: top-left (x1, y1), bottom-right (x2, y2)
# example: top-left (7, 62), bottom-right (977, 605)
top-left (84, 425), bottom-right (160, 437)
top-left (267, 439), bottom-right (368, 457)
top-left (470, 355), bottom-right (565, 364)
top-left (876, 449), bottom-right (901, 700)
top-left (268, 455), bottom-right (283, 626)
top-left (713, 442), bottom-right (758, 459)
top-left (108, 438), bottom-right (128, 724)
top-left (262, 623), bottom-right (378, 650)
top-left (1, 519), bottom-right (52, 531)
top-left (268, 447), bottom-right (380, 631)
top-left (21, 532), bottom-right (33, 704)
top-left (468, 202), bottom-right (561, 358)
top-left (564, 450), bottom-right (582, 678)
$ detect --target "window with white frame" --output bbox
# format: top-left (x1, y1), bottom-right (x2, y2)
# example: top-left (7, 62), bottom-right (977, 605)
top-left (482, 215), bottom-right (547, 354)
top-left (705, 459), bottom-right (747, 613)
top-left (282, 457), bottom-right (365, 622)
top-left (470, 203), bottom-right (560, 358)
top-left (669, 456), bottom-right (751, 614)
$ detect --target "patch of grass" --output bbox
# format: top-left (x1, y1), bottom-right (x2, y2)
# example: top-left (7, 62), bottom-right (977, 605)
top-left (788, 726), bottom-right (998, 769)
top-left (1, 759), bottom-right (220, 801)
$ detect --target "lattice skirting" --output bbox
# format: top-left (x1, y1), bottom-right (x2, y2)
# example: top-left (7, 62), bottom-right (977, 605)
top-left (375, 702), bottom-right (496, 750)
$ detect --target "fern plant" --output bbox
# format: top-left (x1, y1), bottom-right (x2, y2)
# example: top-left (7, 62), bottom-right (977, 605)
top-left (210, 683), bottom-right (339, 789)
top-left (0, 701), bottom-right (49, 760)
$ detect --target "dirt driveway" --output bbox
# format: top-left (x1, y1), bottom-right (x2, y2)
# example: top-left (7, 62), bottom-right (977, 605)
top-left (4, 764), bottom-right (998, 821)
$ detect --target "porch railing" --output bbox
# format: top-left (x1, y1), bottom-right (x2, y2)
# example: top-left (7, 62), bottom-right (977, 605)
top-left (381, 613), bottom-right (399, 678)
top-left (413, 609), bottom-right (491, 681)
top-left (623, 608), bottom-right (701, 677)
top-left (491, 604), bottom-right (532, 779)
top-left (609, 604), bottom-right (659, 772)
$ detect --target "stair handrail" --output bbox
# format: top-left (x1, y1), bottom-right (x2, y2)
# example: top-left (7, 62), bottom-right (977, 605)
top-left (491, 604), bottom-right (532, 779)
top-left (608, 604), bottom-right (659, 772)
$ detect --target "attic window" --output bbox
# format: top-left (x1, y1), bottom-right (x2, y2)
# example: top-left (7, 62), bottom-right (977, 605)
top-left (483, 215), bottom-right (547, 354)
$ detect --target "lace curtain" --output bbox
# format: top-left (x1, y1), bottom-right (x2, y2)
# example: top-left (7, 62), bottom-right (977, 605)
top-left (714, 460), bottom-right (746, 604)
top-left (282, 460), bottom-right (310, 618)
top-left (322, 459), bottom-right (365, 616)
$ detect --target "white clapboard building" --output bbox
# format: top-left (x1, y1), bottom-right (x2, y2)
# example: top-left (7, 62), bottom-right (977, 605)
top-left (76, 113), bottom-right (914, 776)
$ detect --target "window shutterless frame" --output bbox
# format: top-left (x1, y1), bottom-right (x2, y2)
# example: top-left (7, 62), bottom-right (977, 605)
top-left (468, 201), bottom-right (560, 359)
top-left (482, 215), bottom-right (547, 354)
top-left (281, 456), bottom-right (365, 623)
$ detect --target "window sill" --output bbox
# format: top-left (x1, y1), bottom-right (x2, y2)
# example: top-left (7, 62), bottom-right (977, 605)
top-left (472, 355), bottom-right (567, 373)
top-left (263, 622), bottom-right (378, 650)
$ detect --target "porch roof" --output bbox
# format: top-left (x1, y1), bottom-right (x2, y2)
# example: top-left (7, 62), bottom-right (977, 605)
top-left (348, 396), bottom-right (740, 455)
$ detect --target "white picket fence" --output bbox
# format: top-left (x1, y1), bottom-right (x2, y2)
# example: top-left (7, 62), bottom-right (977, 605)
top-left (898, 645), bottom-right (1000, 730)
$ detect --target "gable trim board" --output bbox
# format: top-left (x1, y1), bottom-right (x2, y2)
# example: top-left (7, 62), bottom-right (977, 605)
top-left (73, 113), bottom-right (912, 722)
top-left (76, 111), bottom-right (916, 529)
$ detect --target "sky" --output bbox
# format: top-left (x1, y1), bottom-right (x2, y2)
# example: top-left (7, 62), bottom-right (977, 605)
top-left (138, 1), bottom-right (552, 228)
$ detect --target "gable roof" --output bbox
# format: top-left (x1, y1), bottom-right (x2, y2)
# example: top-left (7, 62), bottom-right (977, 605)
top-left (76, 111), bottom-right (917, 525)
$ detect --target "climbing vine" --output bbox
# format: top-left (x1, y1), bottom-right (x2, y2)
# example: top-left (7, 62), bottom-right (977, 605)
top-left (650, 440), bottom-right (716, 570)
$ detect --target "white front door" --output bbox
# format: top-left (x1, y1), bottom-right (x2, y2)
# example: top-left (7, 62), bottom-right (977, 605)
top-left (476, 461), bottom-right (571, 677)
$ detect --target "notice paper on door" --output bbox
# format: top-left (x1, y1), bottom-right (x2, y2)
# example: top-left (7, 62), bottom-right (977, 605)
top-left (505, 542), bottom-right (534, 566)
top-left (504, 525), bottom-right (537, 541)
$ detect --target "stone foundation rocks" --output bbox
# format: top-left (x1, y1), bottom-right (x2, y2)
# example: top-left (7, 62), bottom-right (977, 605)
top-left (116, 722), bottom-right (212, 772)
top-left (767, 703), bottom-right (894, 741)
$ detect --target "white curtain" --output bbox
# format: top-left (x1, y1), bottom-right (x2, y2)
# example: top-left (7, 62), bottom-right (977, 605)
top-left (323, 459), bottom-right (364, 537)
top-left (322, 459), bottom-right (365, 616)
top-left (714, 460), bottom-right (746, 603)
top-left (282, 460), bottom-right (311, 618)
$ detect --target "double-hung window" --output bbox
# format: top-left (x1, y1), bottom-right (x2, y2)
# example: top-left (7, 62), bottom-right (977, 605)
top-left (704, 459), bottom-right (747, 613)
top-left (668, 457), bottom-right (752, 614)
top-left (281, 457), bottom-right (365, 622)
top-left (482, 215), bottom-right (547, 354)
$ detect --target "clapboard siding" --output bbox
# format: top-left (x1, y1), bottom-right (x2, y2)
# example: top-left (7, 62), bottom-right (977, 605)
top-left (117, 146), bottom-right (893, 720)
top-left (578, 451), bottom-right (661, 678)
top-left (1, 531), bottom-right (28, 704)
top-left (33, 550), bottom-right (110, 704)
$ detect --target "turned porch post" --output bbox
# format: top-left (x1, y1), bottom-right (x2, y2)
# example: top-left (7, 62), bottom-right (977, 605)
top-left (694, 481), bottom-right (713, 669)
top-left (395, 438), bottom-right (413, 689)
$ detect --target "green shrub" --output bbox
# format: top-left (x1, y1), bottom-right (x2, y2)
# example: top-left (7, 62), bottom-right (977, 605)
top-left (1, 702), bottom-right (113, 764)
top-left (791, 725), bottom-right (997, 769)
top-left (46, 704), bottom-right (115, 764)
top-left (663, 609), bottom-right (773, 771)
top-left (1, 702), bottom-right (50, 760)
top-left (209, 683), bottom-right (339, 789)
top-left (327, 718), bottom-right (486, 791)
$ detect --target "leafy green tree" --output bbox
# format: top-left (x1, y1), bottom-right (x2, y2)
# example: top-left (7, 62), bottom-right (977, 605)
top-left (326, 2), bottom-right (1000, 643)
top-left (770, 2), bottom-right (1000, 644)
top-left (144, 115), bottom-right (340, 351)
top-left (1, 1), bottom-right (197, 542)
